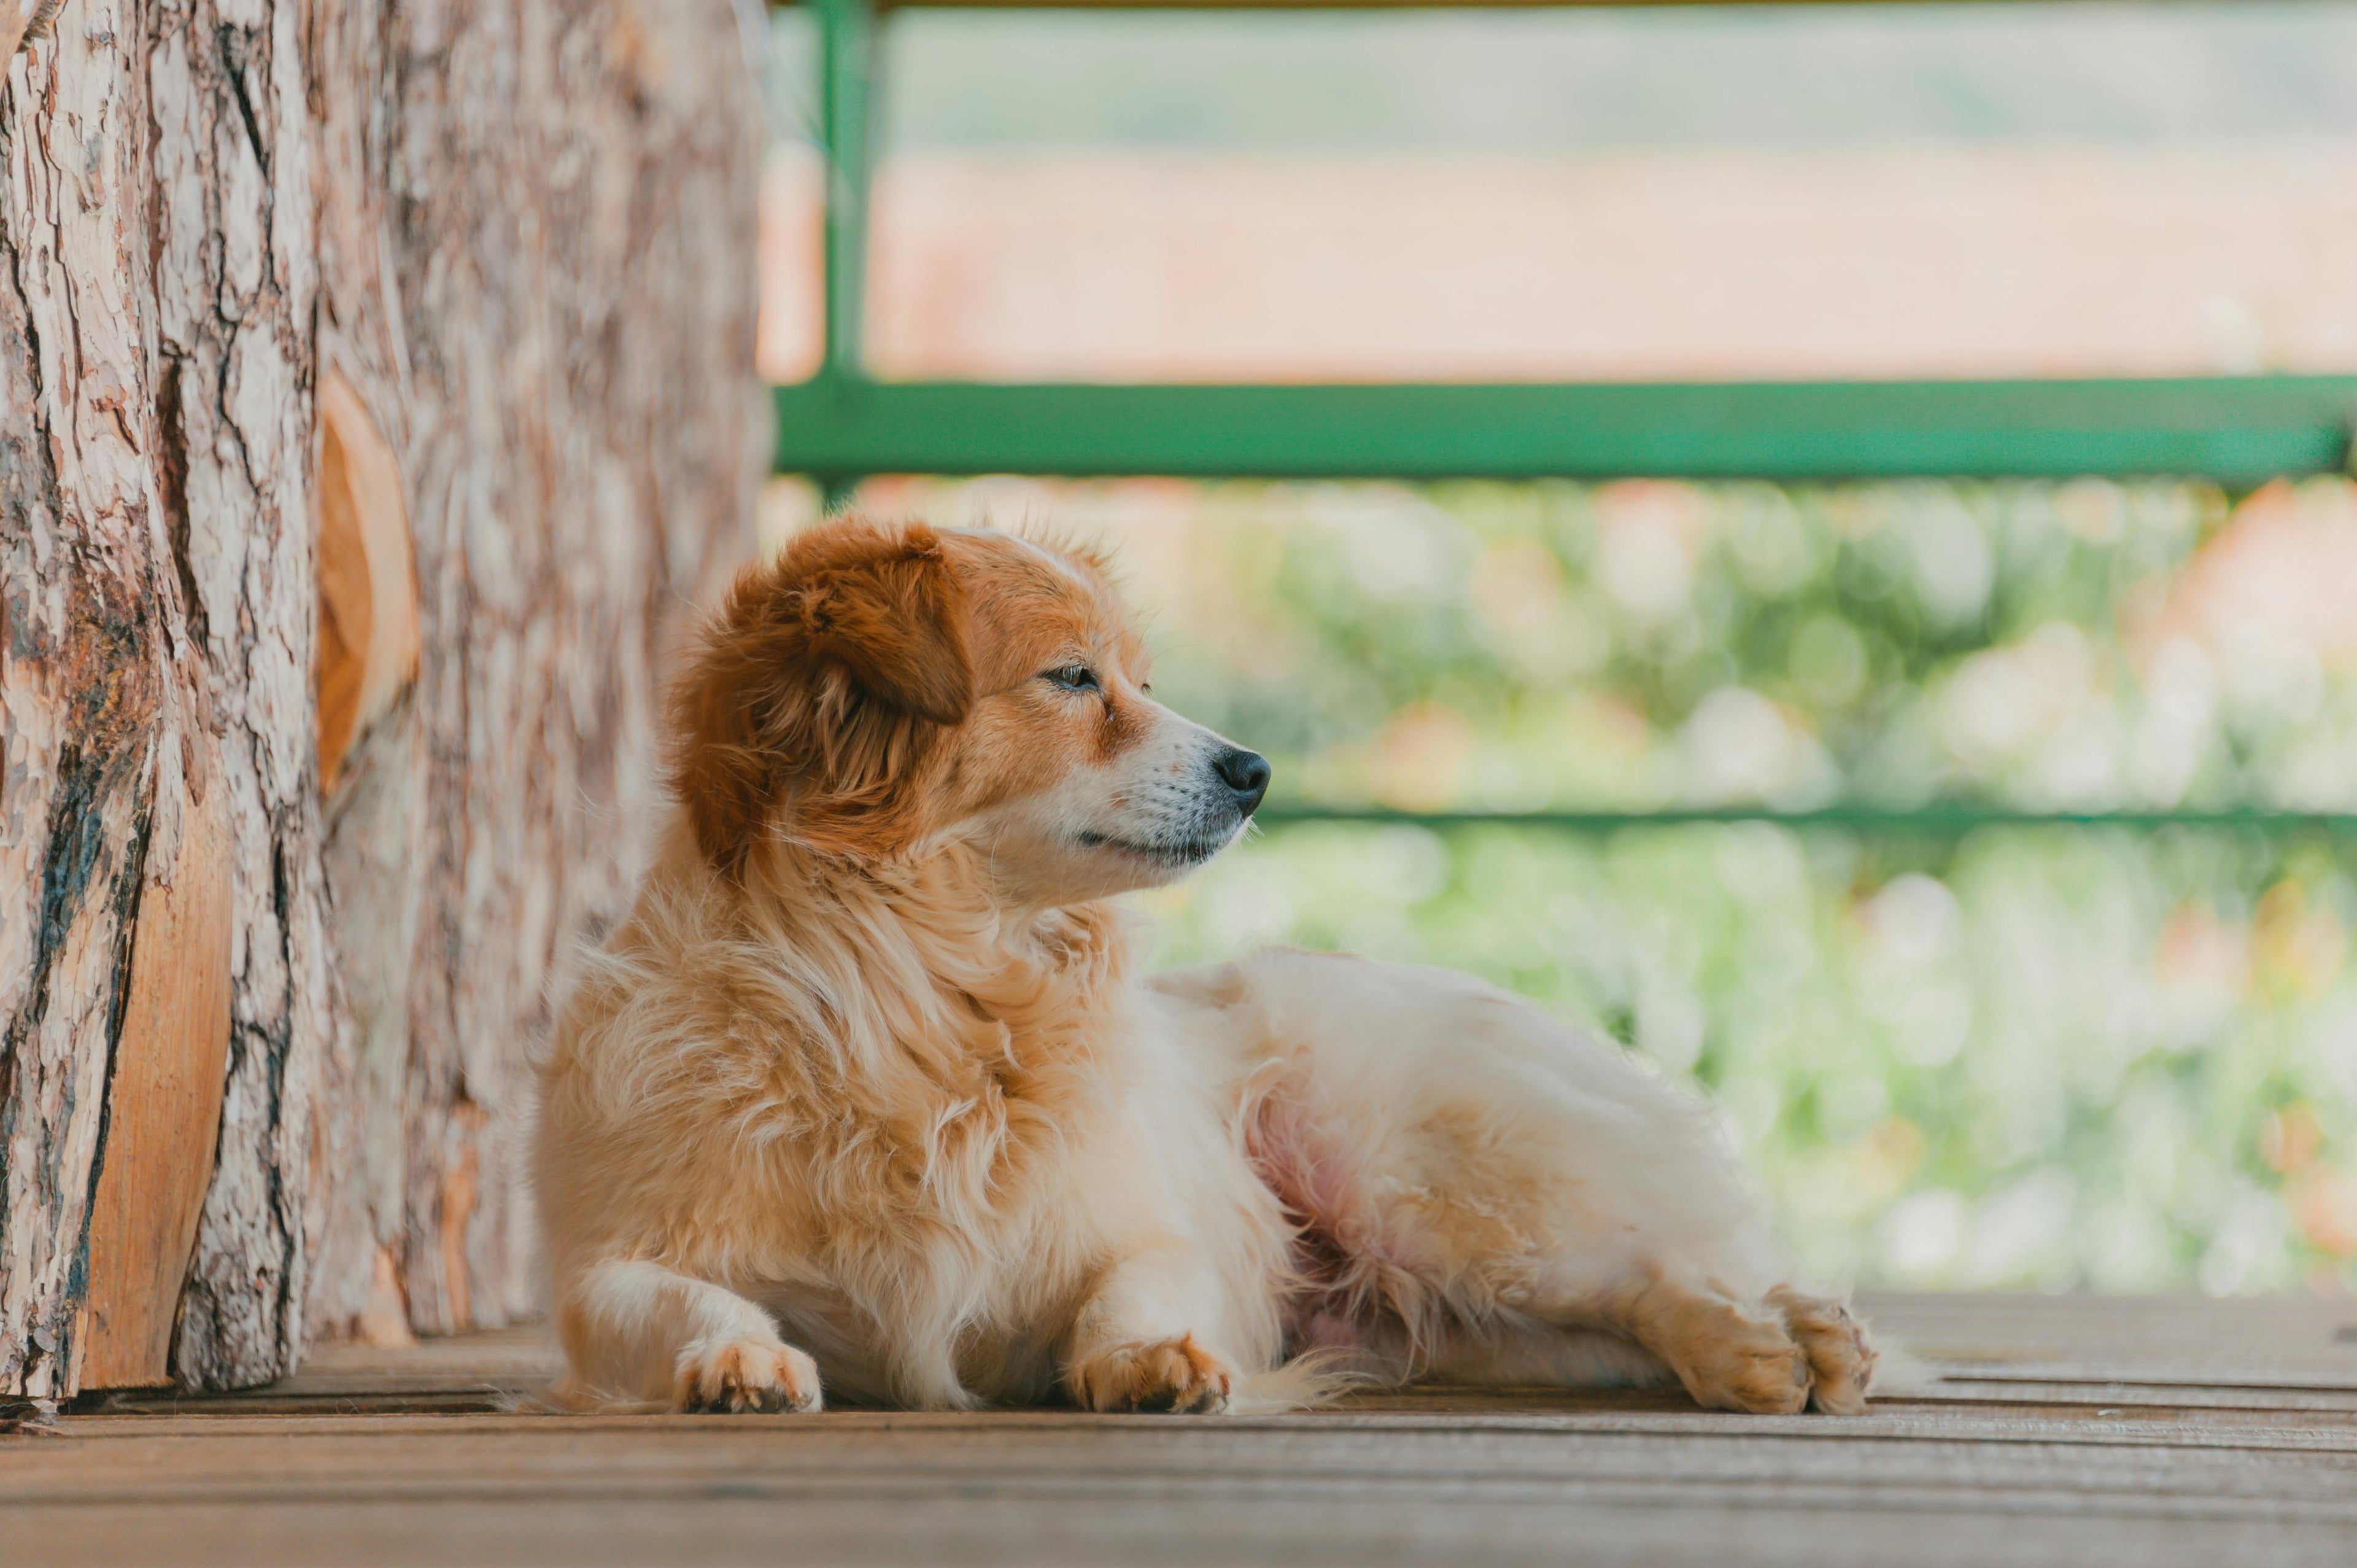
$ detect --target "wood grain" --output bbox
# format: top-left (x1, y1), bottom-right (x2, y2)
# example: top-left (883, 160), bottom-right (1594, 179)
top-left (73, 770), bottom-right (234, 1390)
top-left (312, 369), bottom-right (418, 794)
top-left (17, 1294), bottom-right (2357, 1566)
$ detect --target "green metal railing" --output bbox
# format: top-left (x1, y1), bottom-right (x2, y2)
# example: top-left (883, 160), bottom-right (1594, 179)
top-left (776, 377), bottom-right (2357, 492)
top-left (774, 0), bottom-right (2357, 838)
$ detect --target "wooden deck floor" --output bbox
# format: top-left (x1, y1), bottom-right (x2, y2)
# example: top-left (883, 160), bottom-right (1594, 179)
top-left (9, 1293), bottom-right (2357, 1566)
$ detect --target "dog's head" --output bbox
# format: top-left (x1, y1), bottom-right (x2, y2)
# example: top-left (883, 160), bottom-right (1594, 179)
top-left (671, 516), bottom-right (1269, 902)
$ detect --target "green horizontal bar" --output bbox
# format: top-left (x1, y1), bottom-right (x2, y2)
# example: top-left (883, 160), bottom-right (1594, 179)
top-left (774, 376), bottom-right (2357, 485)
top-left (1253, 805), bottom-right (2357, 833)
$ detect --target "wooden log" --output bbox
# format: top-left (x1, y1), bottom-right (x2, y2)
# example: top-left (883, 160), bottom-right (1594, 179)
top-left (1, 0), bottom-right (199, 1405)
top-left (306, 0), bottom-right (763, 1341)
top-left (4, 0), bottom-right (757, 1396)
top-left (144, 0), bottom-right (342, 1397)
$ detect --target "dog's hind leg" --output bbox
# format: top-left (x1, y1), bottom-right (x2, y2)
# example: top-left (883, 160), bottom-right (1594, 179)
top-left (1488, 1269), bottom-right (1876, 1416)
top-left (559, 1257), bottom-right (823, 1413)
top-left (1228, 948), bottom-right (1875, 1413)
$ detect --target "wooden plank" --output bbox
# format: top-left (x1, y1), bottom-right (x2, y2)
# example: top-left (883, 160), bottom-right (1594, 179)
top-left (14, 1417), bottom-right (2357, 1504)
top-left (1859, 1291), bottom-right (2357, 1389)
top-left (72, 763), bottom-right (233, 1390)
top-left (260, 1326), bottom-right (563, 1397)
top-left (15, 1411), bottom-right (2357, 1568)
top-left (10, 1490), bottom-right (2353, 1568)
top-left (211, 1292), bottom-right (2357, 1400)
top-left (36, 1401), bottom-right (2357, 1455)
top-left (62, 1290), bottom-right (2357, 1407)
top-left (25, 1295), bottom-right (2357, 1567)
top-left (1914, 1380), bottom-right (2357, 1415)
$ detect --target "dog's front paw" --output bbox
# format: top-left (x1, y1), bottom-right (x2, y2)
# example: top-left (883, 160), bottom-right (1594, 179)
top-left (1768, 1287), bottom-right (1877, 1415)
top-left (1668, 1304), bottom-right (1814, 1415)
top-left (1069, 1333), bottom-right (1234, 1413)
top-left (673, 1336), bottom-right (822, 1414)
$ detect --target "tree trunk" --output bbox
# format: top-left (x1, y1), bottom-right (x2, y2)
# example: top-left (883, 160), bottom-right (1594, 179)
top-left (303, 0), bottom-right (764, 1346)
top-left (0, 0), bottom-right (759, 1400)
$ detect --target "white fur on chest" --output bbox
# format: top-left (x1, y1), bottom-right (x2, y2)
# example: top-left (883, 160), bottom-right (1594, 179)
top-left (745, 986), bottom-right (1290, 1408)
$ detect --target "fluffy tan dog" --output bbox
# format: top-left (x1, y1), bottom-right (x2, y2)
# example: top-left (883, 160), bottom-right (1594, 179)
top-left (533, 516), bottom-right (1875, 1416)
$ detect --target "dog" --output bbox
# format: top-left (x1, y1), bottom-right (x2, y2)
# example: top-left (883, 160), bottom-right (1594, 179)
top-left (532, 516), bottom-right (1875, 1416)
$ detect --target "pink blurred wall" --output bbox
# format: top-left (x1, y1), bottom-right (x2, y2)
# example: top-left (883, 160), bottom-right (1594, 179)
top-left (759, 145), bottom-right (2357, 384)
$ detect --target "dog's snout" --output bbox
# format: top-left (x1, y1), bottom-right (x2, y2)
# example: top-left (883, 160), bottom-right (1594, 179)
top-left (1212, 747), bottom-right (1271, 815)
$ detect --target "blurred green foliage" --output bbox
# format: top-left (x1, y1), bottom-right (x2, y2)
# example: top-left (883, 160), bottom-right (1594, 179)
top-left (848, 471), bottom-right (2357, 1292)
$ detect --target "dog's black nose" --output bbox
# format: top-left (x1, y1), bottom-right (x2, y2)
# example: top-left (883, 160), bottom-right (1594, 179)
top-left (1213, 747), bottom-right (1271, 815)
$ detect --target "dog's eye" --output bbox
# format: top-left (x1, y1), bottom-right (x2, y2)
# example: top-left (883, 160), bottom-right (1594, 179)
top-left (1043, 664), bottom-right (1100, 693)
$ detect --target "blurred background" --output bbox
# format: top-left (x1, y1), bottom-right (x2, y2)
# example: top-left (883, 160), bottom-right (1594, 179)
top-left (757, 3), bottom-right (2357, 1296)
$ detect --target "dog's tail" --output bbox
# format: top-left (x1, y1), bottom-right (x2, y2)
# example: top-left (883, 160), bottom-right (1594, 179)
top-left (504, 1375), bottom-right (673, 1416)
top-left (1860, 1337), bottom-right (1940, 1399)
top-left (1228, 1348), bottom-right (1368, 1414)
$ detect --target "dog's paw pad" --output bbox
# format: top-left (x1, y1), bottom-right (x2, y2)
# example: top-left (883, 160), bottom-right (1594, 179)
top-left (673, 1337), bottom-right (822, 1414)
top-left (1069, 1334), bottom-right (1234, 1414)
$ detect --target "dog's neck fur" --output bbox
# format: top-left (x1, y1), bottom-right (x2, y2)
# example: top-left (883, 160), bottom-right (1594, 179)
top-left (716, 825), bottom-right (1137, 1091)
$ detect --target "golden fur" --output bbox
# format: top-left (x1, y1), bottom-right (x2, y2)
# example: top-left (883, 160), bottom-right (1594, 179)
top-left (533, 517), bottom-right (1875, 1415)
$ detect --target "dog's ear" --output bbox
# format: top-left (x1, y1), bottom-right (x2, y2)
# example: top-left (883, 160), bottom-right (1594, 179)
top-left (671, 519), bottom-right (974, 872)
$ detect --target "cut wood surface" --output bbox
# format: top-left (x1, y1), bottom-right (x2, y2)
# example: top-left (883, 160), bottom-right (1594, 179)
top-left (10, 1294), bottom-right (2357, 1566)
top-left (312, 368), bottom-right (418, 795)
top-left (72, 772), bottom-right (233, 1389)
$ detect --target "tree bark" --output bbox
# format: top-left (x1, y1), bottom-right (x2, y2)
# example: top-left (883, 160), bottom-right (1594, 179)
top-left (0, 0), bottom-right (760, 1398)
top-left (1, 0), bottom-right (255, 1402)
top-left (305, 0), bottom-right (764, 1345)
